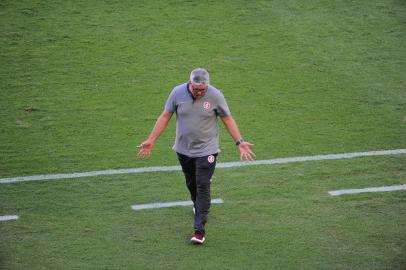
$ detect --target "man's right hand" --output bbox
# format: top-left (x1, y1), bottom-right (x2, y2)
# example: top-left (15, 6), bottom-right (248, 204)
top-left (137, 139), bottom-right (154, 159)
top-left (137, 111), bottom-right (173, 159)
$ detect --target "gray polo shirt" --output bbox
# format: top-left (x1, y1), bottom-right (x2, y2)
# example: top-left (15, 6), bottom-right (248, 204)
top-left (165, 82), bottom-right (231, 157)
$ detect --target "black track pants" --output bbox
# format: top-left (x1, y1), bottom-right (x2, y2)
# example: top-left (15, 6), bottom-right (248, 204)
top-left (177, 153), bottom-right (217, 234)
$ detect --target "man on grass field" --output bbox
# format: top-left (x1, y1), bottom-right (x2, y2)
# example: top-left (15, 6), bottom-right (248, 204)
top-left (138, 68), bottom-right (255, 244)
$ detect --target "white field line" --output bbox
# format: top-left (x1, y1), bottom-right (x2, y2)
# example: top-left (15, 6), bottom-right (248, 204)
top-left (0, 215), bottom-right (19, 221)
top-left (132, 198), bottom-right (224, 210)
top-left (329, 184), bottom-right (406, 196)
top-left (1, 149), bottom-right (405, 184)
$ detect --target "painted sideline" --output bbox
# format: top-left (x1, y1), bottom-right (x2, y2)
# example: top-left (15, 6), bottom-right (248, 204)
top-left (1, 149), bottom-right (405, 184)
top-left (132, 198), bottom-right (224, 210)
top-left (329, 184), bottom-right (406, 196)
top-left (0, 215), bottom-right (19, 221)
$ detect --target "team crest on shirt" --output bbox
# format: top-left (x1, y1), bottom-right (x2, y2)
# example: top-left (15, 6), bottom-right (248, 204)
top-left (208, 155), bottom-right (215, 163)
top-left (203, 101), bottom-right (211, 110)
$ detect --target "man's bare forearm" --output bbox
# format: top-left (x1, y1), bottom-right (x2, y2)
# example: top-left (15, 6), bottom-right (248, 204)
top-left (148, 111), bottom-right (173, 143)
top-left (221, 115), bottom-right (242, 142)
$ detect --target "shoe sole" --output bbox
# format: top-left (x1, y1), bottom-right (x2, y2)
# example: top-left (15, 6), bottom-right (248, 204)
top-left (190, 236), bottom-right (205, 244)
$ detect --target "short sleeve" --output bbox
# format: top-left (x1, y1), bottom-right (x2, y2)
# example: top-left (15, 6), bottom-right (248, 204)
top-left (164, 89), bottom-right (177, 113)
top-left (216, 92), bottom-right (231, 117)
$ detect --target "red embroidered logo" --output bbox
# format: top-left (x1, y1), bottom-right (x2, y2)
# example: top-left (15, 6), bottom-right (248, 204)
top-left (208, 155), bottom-right (215, 163)
top-left (203, 101), bottom-right (211, 109)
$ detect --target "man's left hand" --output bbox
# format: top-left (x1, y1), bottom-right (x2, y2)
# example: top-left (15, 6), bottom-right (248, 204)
top-left (239, 142), bottom-right (256, 161)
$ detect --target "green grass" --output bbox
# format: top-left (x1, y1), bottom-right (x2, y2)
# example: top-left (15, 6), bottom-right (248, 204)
top-left (1, 157), bottom-right (405, 269)
top-left (1, 0), bottom-right (406, 269)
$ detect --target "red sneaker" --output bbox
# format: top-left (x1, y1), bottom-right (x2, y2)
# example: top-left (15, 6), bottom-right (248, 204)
top-left (190, 233), bottom-right (205, 244)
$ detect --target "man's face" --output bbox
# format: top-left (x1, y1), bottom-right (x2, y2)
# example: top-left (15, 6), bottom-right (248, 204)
top-left (190, 83), bottom-right (208, 99)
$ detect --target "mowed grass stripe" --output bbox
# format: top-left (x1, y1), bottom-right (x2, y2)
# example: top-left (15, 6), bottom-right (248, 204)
top-left (1, 149), bottom-right (405, 184)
